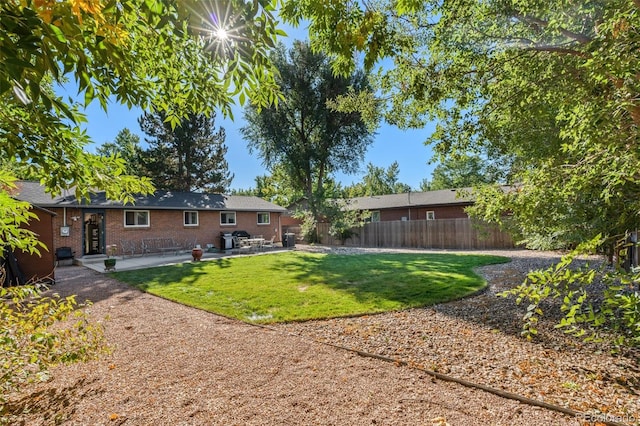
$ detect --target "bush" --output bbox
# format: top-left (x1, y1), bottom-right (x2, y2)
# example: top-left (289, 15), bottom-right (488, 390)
top-left (0, 279), bottom-right (106, 418)
top-left (501, 235), bottom-right (640, 350)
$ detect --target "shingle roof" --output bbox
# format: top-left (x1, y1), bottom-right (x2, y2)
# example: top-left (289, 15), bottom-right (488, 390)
top-left (14, 181), bottom-right (287, 212)
top-left (344, 188), bottom-right (474, 211)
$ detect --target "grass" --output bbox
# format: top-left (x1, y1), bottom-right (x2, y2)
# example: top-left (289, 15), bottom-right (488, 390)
top-left (112, 251), bottom-right (509, 324)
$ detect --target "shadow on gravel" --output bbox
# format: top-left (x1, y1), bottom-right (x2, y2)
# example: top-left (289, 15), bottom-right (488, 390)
top-left (3, 377), bottom-right (101, 425)
top-left (45, 265), bottom-right (147, 306)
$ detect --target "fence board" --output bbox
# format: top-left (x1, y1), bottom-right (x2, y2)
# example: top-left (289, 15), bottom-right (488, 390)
top-left (313, 218), bottom-right (514, 250)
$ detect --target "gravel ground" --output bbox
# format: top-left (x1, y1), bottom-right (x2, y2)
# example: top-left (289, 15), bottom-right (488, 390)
top-left (4, 247), bottom-right (639, 425)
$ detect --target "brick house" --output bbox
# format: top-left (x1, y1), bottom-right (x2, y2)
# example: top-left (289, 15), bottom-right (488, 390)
top-left (14, 181), bottom-right (287, 261)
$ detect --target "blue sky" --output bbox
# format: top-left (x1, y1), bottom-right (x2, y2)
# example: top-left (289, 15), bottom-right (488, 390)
top-left (67, 23), bottom-right (437, 192)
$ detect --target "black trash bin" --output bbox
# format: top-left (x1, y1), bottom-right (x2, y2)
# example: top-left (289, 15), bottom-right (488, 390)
top-left (283, 232), bottom-right (296, 248)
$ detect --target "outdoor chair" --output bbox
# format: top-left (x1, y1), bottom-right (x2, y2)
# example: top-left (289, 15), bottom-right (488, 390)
top-left (232, 236), bottom-right (251, 253)
top-left (262, 236), bottom-right (275, 249)
top-left (55, 247), bottom-right (75, 265)
top-left (119, 240), bottom-right (137, 258)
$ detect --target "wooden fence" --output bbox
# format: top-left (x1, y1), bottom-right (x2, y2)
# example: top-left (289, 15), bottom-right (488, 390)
top-left (287, 218), bottom-right (515, 250)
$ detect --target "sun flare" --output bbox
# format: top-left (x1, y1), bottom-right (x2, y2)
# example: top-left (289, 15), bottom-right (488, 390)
top-left (215, 27), bottom-right (228, 40)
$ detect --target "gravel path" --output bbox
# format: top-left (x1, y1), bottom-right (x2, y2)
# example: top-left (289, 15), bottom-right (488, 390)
top-left (5, 247), bottom-right (639, 425)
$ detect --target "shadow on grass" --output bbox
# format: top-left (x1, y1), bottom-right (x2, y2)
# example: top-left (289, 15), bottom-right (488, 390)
top-left (112, 252), bottom-right (509, 322)
top-left (267, 252), bottom-right (509, 307)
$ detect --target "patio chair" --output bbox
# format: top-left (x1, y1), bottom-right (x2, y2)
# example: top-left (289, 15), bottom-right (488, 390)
top-left (120, 240), bottom-right (137, 258)
top-left (261, 236), bottom-right (275, 249)
top-left (232, 236), bottom-right (251, 253)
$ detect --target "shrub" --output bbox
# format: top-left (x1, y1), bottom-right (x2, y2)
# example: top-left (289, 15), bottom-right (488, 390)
top-left (0, 278), bottom-right (106, 418)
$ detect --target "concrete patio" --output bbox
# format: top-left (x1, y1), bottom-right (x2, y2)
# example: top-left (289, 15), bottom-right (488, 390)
top-left (73, 246), bottom-right (288, 273)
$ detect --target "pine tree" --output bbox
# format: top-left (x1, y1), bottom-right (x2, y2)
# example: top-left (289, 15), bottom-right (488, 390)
top-left (139, 112), bottom-right (233, 193)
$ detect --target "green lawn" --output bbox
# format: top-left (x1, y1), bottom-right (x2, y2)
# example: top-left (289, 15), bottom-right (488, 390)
top-left (112, 251), bottom-right (509, 323)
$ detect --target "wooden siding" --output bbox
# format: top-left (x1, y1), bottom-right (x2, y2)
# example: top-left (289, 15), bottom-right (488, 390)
top-left (376, 205), bottom-right (469, 221)
top-left (14, 208), bottom-right (56, 282)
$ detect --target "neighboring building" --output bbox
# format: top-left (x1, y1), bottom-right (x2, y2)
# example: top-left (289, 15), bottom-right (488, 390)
top-left (345, 189), bottom-right (473, 222)
top-left (13, 181), bottom-right (288, 261)
top-left (281, 188), bottom-right (474, 236)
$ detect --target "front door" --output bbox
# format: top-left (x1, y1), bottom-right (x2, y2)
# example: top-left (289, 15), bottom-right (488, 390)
top-left (83, 210), bottom-right (105, 255)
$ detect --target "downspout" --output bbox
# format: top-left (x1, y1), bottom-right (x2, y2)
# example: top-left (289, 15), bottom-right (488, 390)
top-left (278, 213), bottom-right (282, 243)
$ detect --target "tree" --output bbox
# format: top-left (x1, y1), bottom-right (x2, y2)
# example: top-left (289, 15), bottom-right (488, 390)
top-left (0, 0), bottom-right (283, 405)
top-left (283, 1), bottom-right (640, 347)
top-left (241, 40), bottom-right (374, 229)
top-left (344, 161), bottom-right (411, 197)
top-left (429, 155), bottom-right (492, 191)
top-left (418, 178), bottom-right (431, 192)
top-left (96, 129), bottom-right (144, 176)
top-left (139, 112), bottom-right (233, 193)
top-left (231, 164), bottom-right (304, 207)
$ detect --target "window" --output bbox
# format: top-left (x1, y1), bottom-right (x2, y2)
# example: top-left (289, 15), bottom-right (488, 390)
top-left (371, 211), bottom-right (381, 222)
top-left (184, 211), bottom-right (199, 226)
top-left (426, 211), bottom-right (436, 220)
top-left (124, 210), bottom-right (149, 227)
top-left (257, 212), bottom-right (270, 225)
top-left (220, 211), bottom-right (236, 225)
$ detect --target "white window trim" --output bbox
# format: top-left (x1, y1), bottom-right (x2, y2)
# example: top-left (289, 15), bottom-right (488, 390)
top-left (220, 211), bottom-right (236, 225)
top-left (426, 211), bottom-right (436, 220)
top-left (257, 212), bottom-right (270, 225)
top-left (184, 210), bottom-right (199, 227)
top-left (124, 210), bottom-right (150, 228)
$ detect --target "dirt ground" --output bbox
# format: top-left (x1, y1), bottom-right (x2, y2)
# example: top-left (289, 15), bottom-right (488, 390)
top-left (4, 248), bottom-right (638, 425)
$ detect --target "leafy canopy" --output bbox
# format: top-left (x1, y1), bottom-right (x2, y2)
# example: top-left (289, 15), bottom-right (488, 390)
top-left (241, 40), bottom-right (374, 222)
top-left (282, 0), bottom-right (640, 249)
top-left (0, 0), bottom-right (285, 405)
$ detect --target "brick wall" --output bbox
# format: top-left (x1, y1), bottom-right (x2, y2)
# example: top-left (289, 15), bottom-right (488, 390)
top-left (51, 207), bottom-right (83, 256)
top-left (49, 207), bottom-right (282, 257)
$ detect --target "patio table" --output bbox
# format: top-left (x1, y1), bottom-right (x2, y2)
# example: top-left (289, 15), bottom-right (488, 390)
top-left (245, 238), bottom-right (265, 250)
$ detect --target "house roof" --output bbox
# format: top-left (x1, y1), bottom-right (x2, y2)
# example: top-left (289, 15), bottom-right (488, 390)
top-left (14, 181), bottom-right (287, 212)
top-left (344, 188), bottom-right (474, 211)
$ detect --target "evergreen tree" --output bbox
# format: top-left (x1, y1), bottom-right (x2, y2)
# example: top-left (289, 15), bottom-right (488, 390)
top-left (96, 129), bottom-right (144, 176)
top-left (139, 112), bottom-right (233, 193)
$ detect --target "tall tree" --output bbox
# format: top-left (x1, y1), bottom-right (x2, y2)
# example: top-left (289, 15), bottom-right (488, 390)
top-left (1, 0), bottom-right (282, 251)
top-left (429, 155), bottom-right (492, 191)
top-left (96, 129), bottom-right (144, 176)
top-left (139, 112), bottom-right (233, 193)
top-left (283, 0), bottom-right (640, 249)
top-left (241, 40), bottom-right (374, 223)
top-left (344, 162), bottom-right (411, 197)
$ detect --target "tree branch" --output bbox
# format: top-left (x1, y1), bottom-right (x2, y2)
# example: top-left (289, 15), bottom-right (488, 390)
top-left (523, 45), bottom-right (591, 58)
top-left (513, 13), bottom-right (593, 44)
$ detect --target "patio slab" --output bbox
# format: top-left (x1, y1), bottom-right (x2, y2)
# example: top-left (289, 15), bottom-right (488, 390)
top-left (75, 247), bottom-right (287, 273)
